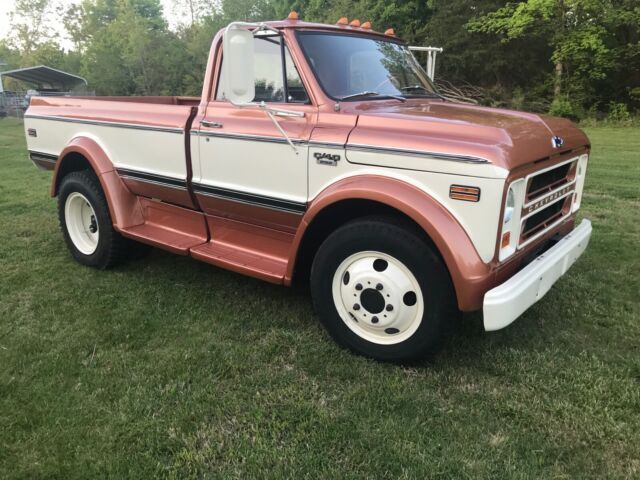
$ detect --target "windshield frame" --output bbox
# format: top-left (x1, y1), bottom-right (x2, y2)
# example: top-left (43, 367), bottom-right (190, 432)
top-left (294, 30), bottom-right (439, 102)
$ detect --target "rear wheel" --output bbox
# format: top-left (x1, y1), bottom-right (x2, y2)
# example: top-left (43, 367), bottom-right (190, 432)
top-left (310, 217), bottom-right (458, 362)
top-left (58, 171), bottom-right (133, 269)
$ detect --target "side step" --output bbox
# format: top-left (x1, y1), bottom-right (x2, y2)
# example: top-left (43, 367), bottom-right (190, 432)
top-left (119, 198), bottom-right (208, 254)
top-left (190, 216), bottom-right (294, 284)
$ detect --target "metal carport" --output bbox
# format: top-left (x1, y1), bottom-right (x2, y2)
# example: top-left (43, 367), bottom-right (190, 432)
top-left (0, 65), bottom-right (87, 93)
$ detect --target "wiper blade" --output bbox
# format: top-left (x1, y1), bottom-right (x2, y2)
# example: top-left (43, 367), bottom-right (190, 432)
top-left (401, 85), bottom-right (448, 101)
top-left (401, 85), bottom-right (429, 92)
top-left (338, 91), bottom-right (406, 102)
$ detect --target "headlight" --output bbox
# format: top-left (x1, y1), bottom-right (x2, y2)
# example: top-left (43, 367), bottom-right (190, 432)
top-left (503, 187), bottom-right (515, 225)
top-left (499, 179), bottom-right (525, 261)
top-left (572, 154), bottom-right (588, 212)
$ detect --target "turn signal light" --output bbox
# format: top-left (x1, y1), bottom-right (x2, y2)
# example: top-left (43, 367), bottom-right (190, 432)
top-left (384, 28), bottom-right (395, 36)
top-left (287, 11), bottom-right (299, 20)
top-left (336, 17), bottom-right (349, 25)
top-left (350, 19), bottom-right (361, 27)
top-left (449, 185), bottom-right (481, 202)
top-left (501, 232), bottom-right (511, 249)
top-left (362, 21), bottom-right (372, 29)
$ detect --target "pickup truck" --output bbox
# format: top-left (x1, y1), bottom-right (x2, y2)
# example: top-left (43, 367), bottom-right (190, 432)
top-left (24, 13), bottom-right (592, 361)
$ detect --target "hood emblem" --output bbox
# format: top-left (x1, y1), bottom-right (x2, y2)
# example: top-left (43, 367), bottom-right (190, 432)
top-left (552, 136), bottom-right (564, 148)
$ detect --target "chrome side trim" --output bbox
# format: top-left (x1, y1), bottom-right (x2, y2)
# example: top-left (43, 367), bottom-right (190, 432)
top-left (191, 129), bottom-right (306, 145)
top-left (116, 168), bottom-right (188, 190)
top-left (347, 143), bottom-right (490, 164)
top-left (193, 183), bottom-right (307, 214)
top-left (25, 114), bottom-right (184, 134)
top-left (308, 141), bottom-right (345, 149)
top-left (115, 167), bottom-right (305, 211)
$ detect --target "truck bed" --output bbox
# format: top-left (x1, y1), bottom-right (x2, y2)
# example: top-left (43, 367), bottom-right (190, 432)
top-left (25, 95), bottom-right (199, 208)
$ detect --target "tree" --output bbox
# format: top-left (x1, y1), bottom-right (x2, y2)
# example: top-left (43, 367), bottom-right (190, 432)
top-left (0, 41), bottom-right (21, 72)
top-left (9, 0), bottom-right (56, 57)
top-left (73, 0), bottom-right (184, 95)
top-left (467, 0), bottom-right (613, 102)
top-left (424, 1), bottom-right (549, 89)
top-left (220, 0), bottom-right (276, 23)
top-left (170, 0), bottom-right (219, 27)
top-left (299, 0), bottom-right (431, 43)
top-left (2, 0), bottom-right (635, 114)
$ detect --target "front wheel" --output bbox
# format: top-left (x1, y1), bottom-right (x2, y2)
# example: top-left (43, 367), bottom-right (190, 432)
top-left (310, 217), bottom-right (458, 362)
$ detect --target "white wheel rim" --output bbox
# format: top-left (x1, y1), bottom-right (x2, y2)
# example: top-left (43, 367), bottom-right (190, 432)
top-left (332, 251), bottom-right (424, 345)
top-left (65, 192), bottom-right (99, 255)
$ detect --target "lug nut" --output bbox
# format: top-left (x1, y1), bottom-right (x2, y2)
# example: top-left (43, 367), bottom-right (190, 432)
top-left (376, 283), bottom-right (383, 290)
top-left (371, 316), bottom-right (379, 324)
top-left (386, 304), bottom-right (394, 312)
top-left (353, 303), bottom-right (361, 311)
top-left (355, 283), bottom-right (363, 291)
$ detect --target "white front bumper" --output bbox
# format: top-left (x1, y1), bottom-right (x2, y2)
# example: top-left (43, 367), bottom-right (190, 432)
top-left (483, 219), bottom-right (592, 331)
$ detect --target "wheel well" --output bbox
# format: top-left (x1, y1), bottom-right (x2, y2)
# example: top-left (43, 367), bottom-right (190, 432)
top-left (293, 199), bottom-right (440, 286)
top-left (53, 153), bottom-right (94, 196)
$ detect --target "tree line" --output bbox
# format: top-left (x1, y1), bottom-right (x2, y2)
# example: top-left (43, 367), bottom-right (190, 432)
top-left (1, 0), bottom-right (638, 121)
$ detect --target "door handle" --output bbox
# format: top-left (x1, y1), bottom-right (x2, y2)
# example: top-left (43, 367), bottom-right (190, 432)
top-left (201, 120), bottom-right (223, 128)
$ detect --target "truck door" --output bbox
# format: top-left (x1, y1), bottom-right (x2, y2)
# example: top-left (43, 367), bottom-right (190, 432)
top-left (193, 34), bottom-right (316, 233)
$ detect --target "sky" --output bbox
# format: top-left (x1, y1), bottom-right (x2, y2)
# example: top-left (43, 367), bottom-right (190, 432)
top-left (0, 0), bottom-right (180, 50)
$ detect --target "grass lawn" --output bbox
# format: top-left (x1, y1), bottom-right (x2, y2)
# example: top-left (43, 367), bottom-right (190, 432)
top-left (0, 117), bottom-right (638, 479)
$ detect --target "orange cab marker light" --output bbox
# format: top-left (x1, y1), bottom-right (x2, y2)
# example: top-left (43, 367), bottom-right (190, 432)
top-left (501, 232), bottom-right (511, 249)
top-left (384, 28), bottom-right (395, 36)
top-left (362, 21), bottom-right (372, 29)
top-left (349, 19), bottom-right (361, 27)
top-left (287, 11), bottom-right (299, 20)
top-left (337, 17), bottom-right (349, 25)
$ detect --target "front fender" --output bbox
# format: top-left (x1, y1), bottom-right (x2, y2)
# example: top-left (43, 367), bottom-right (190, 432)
top-left (287, 175), bottom-right (494, 311)
top-left (52, 136), bottom-right (143, 230)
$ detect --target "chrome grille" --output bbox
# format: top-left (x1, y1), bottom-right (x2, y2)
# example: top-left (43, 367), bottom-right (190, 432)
top-left (521, 195), bottom-right (572, 242)
top-left (518, 157), bottom-right (579, 247)
top-left (526, 160), bottom-right (577, 203)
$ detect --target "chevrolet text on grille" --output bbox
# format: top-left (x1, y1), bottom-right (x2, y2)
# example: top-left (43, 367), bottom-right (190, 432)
top-left (524, 184), bottom-right (575, 215)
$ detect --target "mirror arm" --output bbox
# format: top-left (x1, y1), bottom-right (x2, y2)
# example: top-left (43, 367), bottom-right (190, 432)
top-left (225, 21), bottom-right (280, 36)
top-left (252, 23), bottom-right (281, 35)
top-left (259, 102), bottom-right (303, 154)
top-left (222, 21), bottom-right (301, 154)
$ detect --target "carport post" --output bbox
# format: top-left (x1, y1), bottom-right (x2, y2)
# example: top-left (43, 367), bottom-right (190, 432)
top-left (408, 46), bottom-right (444, 81)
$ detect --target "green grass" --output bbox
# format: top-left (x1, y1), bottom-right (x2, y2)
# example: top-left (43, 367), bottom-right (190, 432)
top-left (1, 117), bottom-right (638, 479)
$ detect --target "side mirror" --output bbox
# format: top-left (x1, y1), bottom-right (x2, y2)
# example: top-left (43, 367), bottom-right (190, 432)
top-left (221, 26), bottom-right (255, 105)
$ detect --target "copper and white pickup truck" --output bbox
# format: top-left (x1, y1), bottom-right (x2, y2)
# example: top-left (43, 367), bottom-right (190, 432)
top-left (24, 15), bottom-right (592, 361)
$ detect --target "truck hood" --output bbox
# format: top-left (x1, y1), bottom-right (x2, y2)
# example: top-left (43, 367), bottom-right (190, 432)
top-left (346, 100), bottom-right (590, 171)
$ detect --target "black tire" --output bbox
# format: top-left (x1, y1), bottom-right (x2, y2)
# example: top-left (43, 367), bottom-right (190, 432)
top-left (310, 217), bottom-right (458, 362)
top-left (58, 170), bottom-right (133, 269)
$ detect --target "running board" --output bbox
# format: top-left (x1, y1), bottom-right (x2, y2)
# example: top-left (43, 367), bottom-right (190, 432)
top-left (190, 216), bottom-right (293, 284)
top-left (119, 198), bottom-right (208, 254)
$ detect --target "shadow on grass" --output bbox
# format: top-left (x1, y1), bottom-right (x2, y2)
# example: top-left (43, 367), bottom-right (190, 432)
top-left (108, 245), bottom-right (566, 369)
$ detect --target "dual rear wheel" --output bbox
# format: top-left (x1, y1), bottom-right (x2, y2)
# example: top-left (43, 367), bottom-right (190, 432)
top-left (58, 171), bottom-right (142, 269)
